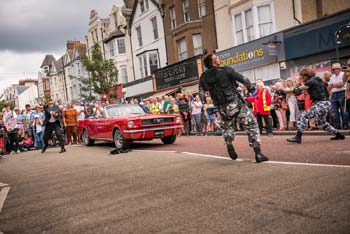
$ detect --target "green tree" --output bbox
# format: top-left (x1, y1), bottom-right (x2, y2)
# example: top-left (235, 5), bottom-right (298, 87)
top-left (82, 43), bottom-right (118, 99)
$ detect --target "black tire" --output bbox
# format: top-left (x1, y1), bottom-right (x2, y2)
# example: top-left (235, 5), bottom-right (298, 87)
top-left (83, 129), bottom-right (94, 146)
top-left (161, 135), bottom-right (176, 144)
top-left (113, 129), bottom-right (130, 150)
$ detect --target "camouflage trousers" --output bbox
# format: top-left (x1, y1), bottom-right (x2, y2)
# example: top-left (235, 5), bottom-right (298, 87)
top-left (219, 103), bottom-right (261, 148)
top-left (297, 101), bottom-right (338, 134)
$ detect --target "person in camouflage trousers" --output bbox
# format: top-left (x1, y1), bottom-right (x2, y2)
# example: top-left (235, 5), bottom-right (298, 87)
top-left (199, 53), bottom-right (268, 163)
top-left (219, 104), bottom-right (261, 149)
top-left (288, 67), bottom-right (345, 143)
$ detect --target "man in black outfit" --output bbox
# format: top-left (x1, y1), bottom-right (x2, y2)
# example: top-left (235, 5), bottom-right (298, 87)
top-left (287, 67), bottom-right (345, 143)
top-left (199, 53), bottom-right (269, 163)
top-left (42, 100), bottom-right (66, 153)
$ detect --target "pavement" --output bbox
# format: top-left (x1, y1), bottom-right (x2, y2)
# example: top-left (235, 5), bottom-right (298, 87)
top-left (0, 140), bottom-right (349, 234)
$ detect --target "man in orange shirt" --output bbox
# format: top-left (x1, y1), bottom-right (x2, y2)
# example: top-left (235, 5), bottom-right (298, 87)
top-left (63, 103), bottom-right (79, 144)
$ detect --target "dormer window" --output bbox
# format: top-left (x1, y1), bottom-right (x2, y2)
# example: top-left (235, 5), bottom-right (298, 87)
top-left (140, 0), bottom-right (149, 14)
top-left (43, 66), bottom-right (49, 75)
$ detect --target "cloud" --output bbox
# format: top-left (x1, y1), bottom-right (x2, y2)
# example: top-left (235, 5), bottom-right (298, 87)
top-left (0, 0), bottom-right (124, 53)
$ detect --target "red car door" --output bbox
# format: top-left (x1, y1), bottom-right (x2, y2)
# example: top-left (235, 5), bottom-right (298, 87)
top-left (93, 118), bottom-right (108, 138)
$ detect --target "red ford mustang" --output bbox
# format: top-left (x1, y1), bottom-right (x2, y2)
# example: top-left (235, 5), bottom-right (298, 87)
top-left (78, 104), bottom-right (183, 149)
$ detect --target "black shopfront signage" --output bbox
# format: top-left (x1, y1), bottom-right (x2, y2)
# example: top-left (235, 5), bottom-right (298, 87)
top-left (216, 32), bottom-right (284, 72)
top-left (155, 56), bottom-right (199, 91)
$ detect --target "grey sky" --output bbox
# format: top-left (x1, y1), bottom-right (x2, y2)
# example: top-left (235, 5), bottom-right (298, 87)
top-left (0, 0), bottom-right (124, 93)
top-left (0, 0), bottom-right (124, 53)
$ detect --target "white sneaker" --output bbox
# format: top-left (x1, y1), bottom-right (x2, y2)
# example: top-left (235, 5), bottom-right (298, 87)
top-left (16, 150), bottom-right (21, 154)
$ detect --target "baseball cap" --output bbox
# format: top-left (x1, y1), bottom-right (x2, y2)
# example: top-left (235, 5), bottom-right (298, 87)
top-left (332, 63), bottom-right (341, 69)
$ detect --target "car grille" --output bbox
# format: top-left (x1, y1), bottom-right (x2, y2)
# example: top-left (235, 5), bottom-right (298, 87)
top-left (141, 117), bottom-right (174, 126)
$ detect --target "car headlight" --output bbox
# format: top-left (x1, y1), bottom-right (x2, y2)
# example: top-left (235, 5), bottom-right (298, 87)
top-left (175, 117), bottom-right (182, 123)
top-left (127, 121), bottom-right (134, 128)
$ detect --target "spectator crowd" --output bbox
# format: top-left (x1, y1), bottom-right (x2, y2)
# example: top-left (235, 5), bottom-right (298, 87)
top-left (1, 61), bottom-right (349, 155)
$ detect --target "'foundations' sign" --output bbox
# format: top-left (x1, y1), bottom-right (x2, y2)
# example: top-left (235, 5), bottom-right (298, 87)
top-left (217, 33), bottom-right (284, 72)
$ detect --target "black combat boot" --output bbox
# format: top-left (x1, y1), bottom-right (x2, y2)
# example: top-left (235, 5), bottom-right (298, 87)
top-left (330, 132), bottom-right (345, 140)
top-left (59, 147), bottom-right (66, 153)
top-left (41, 146), bottom-right (47, 153)
top-left (226, 139), bottom-right (238, 160)
top-left (254, 146), bottom-right (269, 163)
top-left (287, 131), bottom-right (302, 144)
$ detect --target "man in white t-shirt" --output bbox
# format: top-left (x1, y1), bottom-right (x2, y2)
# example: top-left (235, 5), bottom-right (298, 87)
top-left (328, 63), bottom-right (348, 129)
top-left (74, 100), bottom-right (85, 121)
top-left (191, 95), bottom-right (203, 135)
top-left (3, 103), bottom-right (19, 153)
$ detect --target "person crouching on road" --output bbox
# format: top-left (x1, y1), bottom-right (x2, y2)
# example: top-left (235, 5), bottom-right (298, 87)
top-left (42, 100), bottom-right (66, 153)
top-left (199, 53), bottom-right (269, 163)
top-left (287, 67), bottom-right (345, 143)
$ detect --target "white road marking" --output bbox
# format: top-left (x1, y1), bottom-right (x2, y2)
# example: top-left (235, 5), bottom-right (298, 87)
top-left (134, 150), bottom-right (177, 154)
top-left (0, 186), bottom-right (11, 213)
top-left (0, 183), bottom-right (8, 187)
top-left (264, 161), bottom-right (350, 168)
top-left (134, 150), bottom-right (350, 168)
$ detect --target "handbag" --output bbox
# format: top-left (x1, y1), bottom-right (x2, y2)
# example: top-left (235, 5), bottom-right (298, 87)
top-left (281, 100), bottom-right (289, 111)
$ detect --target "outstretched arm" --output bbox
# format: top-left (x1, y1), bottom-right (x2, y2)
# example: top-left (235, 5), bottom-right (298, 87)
top-left (226, 67), bottom-right (252, 91)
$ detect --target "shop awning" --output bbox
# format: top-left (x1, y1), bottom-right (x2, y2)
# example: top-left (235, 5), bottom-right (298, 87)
top-left (151, 87), bottom-right (179, 98)
top-left (181, 83), bottom-right (199, 95)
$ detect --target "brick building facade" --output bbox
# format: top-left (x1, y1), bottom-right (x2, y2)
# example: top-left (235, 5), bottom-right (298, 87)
top-left (161, 0), bottom-right (217, 65)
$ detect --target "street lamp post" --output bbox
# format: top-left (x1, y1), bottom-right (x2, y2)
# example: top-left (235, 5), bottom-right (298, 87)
top-left (335, 23), bottom-right (350, 62)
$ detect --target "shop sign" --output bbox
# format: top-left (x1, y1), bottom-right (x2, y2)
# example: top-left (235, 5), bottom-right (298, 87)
top-left (155, 56), bottom-right (200, 91)
top-left (216, 33), bottom-right (284, 72)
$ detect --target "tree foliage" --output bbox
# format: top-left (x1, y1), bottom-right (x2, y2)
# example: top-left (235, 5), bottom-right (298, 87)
top-left (82, 43), bottom-right (118, 97)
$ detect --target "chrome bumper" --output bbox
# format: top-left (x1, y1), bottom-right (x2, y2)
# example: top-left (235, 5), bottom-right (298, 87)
top-left (124, 125), bottom-right (184, 133)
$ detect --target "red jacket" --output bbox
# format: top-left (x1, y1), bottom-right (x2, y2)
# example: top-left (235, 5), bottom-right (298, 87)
top-left (246, 88), bottom-right (272, 115)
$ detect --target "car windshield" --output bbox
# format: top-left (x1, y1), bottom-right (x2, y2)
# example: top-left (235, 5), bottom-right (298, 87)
top-left (106, 104), bottom-right (147, 117)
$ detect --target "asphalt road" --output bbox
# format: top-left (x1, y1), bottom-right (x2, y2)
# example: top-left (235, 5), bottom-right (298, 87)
top-left (130, 135), bottom-right (350, 165)
top-left (0, 143), bottom-right (349, 234)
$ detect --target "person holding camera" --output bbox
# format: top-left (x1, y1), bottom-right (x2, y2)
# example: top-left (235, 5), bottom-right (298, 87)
top-left (165, 98), bottom-right (179, 114)
top-left (42, 100), bottom-right (66, 153)
top-left (199, 53), bottom-right (269, 163)
top-left (287, 67), bottom-right (345, 144)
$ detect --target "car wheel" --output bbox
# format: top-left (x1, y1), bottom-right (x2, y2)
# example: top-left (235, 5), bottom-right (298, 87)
top-left (161, 135), bottom-right (176, 144)
top-left (83, 129), bottom-right (94, 146)
top-left (113, 129), bottom-right (130, 150)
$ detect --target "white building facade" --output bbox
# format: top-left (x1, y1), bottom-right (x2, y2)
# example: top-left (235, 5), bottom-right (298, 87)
top-left (125, 0), bottom-right (168, 98)
top-left (104, 5), bottom-right (134, 84)
top-left (49, 58), bottom-right (66, 103)
top-left (130, 0), bottom-right (167, 80)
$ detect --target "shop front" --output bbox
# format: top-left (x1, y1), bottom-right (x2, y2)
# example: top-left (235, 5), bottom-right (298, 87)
top-left (281, 9), bottom-right (350, 79)
top-left (123, 76), bottom-right (154, 99)
top-left (153, 55), bottom-right (203, 97)
top-left (217, 32), bottom-right (285, 83)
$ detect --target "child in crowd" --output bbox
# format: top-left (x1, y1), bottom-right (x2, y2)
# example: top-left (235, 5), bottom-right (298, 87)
top-left (33, 114), bottom-right (44, 149)
top-left (18, 130), bottom-right (33, 151)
